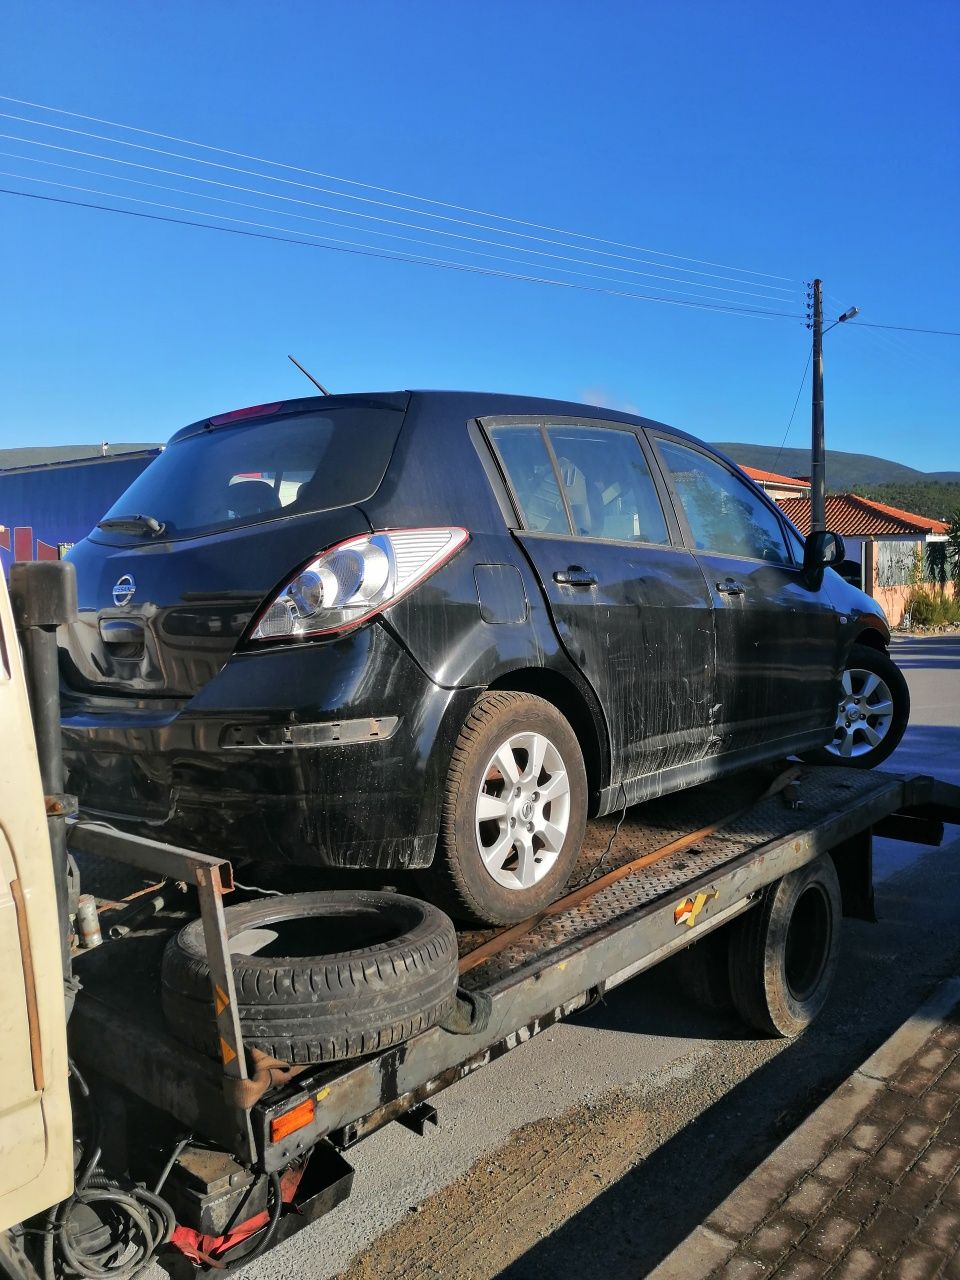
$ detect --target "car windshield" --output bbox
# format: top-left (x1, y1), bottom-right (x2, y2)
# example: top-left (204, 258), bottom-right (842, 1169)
top-left (96, 406), bottom-right (403, 540)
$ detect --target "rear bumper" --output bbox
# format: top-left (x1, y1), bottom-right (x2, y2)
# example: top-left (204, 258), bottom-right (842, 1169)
top-left (61, 624), bottom-right (477, 870)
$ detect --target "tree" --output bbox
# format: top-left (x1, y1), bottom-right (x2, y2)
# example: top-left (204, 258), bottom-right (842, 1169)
top-left (927, 540), bottom-right (948, 590)
top-left (948, 508), bottom-right (960, 589)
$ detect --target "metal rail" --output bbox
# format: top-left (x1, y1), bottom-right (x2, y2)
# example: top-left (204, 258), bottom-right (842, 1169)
top-left (67, 821), bottom-right (256, 1163)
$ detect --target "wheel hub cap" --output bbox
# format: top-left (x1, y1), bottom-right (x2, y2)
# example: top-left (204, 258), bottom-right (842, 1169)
top-left (827, 667), bottom-right (895, 760)
top-left (475, 730), bottom-right (572, 891)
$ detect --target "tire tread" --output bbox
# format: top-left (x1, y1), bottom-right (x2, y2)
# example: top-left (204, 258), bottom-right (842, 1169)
top-left (161, 890), bottom-right (459, 1064)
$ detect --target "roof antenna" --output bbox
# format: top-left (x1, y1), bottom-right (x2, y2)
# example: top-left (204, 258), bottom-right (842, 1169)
top-left (287, 354), bottom-right (330, 395)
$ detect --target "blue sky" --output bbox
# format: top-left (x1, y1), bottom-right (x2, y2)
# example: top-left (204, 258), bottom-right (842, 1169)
top-left (2, 1), bottom-right (957, 473)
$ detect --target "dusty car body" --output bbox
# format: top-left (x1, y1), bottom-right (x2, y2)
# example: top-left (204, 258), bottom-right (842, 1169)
top-left (58, 390), bottom-right (896, 920)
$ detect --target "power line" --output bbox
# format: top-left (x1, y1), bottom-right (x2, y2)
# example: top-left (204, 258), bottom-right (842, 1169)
top-left (0, 153), bottom-right (784, 307)
top-left (0, 93), bottom-right (798, 284)
top-left (0, 140), bottom-right (803, 307)
top-left (0, 134), bottom-right (798, 302)
top-left (0, 111), bottom-right (800, 296)
top-left (0, 185), bottom-right (807, 322)
top-left (850, 321), bottom-right (960, 338)
top-left (773, 349), bottom-right (813, 470)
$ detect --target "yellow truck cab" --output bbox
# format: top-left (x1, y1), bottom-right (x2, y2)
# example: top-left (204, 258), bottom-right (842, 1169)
top-left (0, 568), bottom-right (72, 1250)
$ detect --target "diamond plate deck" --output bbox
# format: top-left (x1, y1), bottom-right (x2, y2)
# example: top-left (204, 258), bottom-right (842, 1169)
top-left (456, 764), bottom-right (894, 991)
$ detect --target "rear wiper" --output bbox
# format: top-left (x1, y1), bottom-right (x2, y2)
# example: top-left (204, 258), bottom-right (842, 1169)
top-left (98, 513), bottom-right (166, 537)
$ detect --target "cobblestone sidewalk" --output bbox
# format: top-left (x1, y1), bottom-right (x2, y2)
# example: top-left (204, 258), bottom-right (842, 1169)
top-left (651, 976), bottom-right (960, 1279)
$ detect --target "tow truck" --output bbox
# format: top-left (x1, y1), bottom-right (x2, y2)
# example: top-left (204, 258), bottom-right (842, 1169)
top-left (2, 560), bottom-right (958, 1279)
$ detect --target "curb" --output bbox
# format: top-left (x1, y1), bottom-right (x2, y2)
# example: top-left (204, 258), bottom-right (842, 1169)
top-left (648, 975), bottom-right (960, 1279)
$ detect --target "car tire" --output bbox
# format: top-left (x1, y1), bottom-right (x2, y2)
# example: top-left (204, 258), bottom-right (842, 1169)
top-left (431, 691), bottom-right (587, 926)
top-left (727, 855), bottom-right (842, 1038)
top-left (801, 643), bottom-right (909, 769)
top-left (161, 890), bottom-right (459, 1064)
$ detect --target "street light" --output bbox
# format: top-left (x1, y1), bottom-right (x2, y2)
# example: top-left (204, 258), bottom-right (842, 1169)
top-left (810, 286), bottom-right (859, 533)
top-left (825, 305), bottom-right (860, 335)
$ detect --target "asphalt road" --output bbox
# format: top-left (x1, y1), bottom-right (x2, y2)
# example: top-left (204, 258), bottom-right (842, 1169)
top-left (245, 632), bottom-right (960, 1280)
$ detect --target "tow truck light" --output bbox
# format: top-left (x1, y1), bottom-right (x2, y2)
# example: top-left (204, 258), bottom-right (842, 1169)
top-left (270, 1097), bottom-right (316, 1143)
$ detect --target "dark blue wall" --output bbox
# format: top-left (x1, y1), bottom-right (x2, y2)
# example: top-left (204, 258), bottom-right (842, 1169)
top-left (0, 453), bottom-right (158, 575)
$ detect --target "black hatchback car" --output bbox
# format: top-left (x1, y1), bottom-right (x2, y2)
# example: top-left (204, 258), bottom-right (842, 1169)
top-left (59, 391), bottom-right (908, 924)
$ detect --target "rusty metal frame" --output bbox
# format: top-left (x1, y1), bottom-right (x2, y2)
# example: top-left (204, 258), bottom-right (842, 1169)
top-left (67, 821), bottom-right (255, 1163)
top-left (256, 772), bottom-right (923, 1168)
top-left (66, 771), bottom-right (960, 1173)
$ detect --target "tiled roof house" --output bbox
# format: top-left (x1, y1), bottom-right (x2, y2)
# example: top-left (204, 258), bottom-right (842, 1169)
top-left (741, 466), bottom-right (810, 500)
top-left (776, 494), bottom-right (949, 626)
top-left (778, 494), bottom-right (948, 538)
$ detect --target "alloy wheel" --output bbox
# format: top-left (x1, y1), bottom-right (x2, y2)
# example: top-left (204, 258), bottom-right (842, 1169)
top-left (826, 667), bottom-right (895, 760)
top-left (474, 731), bottom-right (571, 891)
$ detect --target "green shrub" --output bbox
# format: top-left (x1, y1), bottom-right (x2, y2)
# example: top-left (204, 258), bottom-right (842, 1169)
top-left (906, 590), bottom-right (960, 627)
top-left (906, 591), bottom-right (937, 626)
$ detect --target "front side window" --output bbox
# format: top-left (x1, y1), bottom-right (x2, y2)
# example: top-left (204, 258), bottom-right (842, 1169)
top-left (785, 522), bottom-right (806, 565)
top-left (656, 439), bottom-right (790, 564)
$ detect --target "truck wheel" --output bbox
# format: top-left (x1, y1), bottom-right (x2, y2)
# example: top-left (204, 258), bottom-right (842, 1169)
top-left (673, 927), bottom-right (734, 1013)
top-left (432, 691), bottom-right (587, 925)
top-left (161, 891), bottom-right (459, 1064)
top-left (727, 855), bottom-right (842, 1038)
top-left (802, 643), bottom-right (909, 768)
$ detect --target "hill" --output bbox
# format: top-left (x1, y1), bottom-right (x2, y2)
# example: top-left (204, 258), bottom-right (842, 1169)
top-left (712, 442), bottom-right (960, 489)
top-left (849, 482), bottom-right (960, 523)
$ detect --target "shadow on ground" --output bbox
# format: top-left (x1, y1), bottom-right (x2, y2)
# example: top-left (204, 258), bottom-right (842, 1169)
top-left (500, 834), bottom-right (960, 1279)
top-left (888, 634), bottom-right (960, 670)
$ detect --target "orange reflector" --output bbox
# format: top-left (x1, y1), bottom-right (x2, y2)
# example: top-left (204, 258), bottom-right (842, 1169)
top-left (270, 1098), bottom-right (316, 1144)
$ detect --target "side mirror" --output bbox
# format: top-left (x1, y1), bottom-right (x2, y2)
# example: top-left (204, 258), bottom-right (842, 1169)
top-left (803, 531), bottom-right (845, 583)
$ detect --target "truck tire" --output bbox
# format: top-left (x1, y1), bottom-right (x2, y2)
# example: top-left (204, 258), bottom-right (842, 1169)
top-left (727, 856), bottom-right (842, 1038)
top-left (431, 691), bottom-right (587, 925)
top-left (801, 643), bottom-right (909, 768)
top-left (161, 891), bottom-right (459, 1064)
top-left (673, 927), bottom-right (734, 1013)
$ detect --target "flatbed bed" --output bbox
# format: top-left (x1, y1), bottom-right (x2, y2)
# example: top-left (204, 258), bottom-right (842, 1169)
top-left (67, 761), bottom-right (960, 1232)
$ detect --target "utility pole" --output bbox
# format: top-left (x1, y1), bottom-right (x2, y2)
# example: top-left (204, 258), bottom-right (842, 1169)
top-left (810, 278), bottom-right (826, 534)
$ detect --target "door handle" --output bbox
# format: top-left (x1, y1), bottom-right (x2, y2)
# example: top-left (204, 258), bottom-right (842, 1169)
top-left (554, 566), bottom-right (597, 587)
top-left (716, 578), bottom-right (746, 595)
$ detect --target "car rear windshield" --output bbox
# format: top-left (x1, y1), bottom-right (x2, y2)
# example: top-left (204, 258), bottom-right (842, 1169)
top-left (95, 407), bottom-right (404, 540)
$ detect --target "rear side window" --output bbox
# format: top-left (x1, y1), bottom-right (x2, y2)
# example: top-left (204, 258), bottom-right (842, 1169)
top-left (488, 426), bottom-right (572, 534)
top-left (488, 421), bottom-right (669, 545)
top-left (545, 425), bottom-right (669, 544)
top-left (656, 438), bottom-right (790, 564)
top-left (97, 408), bottom-right (403, 540)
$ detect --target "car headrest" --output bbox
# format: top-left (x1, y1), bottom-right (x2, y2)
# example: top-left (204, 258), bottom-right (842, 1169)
top-left (224, 479), bottom-right (282, 518)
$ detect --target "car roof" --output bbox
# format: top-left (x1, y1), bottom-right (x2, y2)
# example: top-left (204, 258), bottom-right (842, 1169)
top-left (170, 388), bottom-right (733, 469)
top-left (402, 390), bottom-right (742, 468)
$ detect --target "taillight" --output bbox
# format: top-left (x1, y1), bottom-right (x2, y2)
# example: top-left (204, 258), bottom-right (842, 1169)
top-left (249, 527), bottom-right (469, 642)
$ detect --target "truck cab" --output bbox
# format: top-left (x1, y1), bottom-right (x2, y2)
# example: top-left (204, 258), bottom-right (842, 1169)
top-left (0, 570), bottom-right (72, 1244)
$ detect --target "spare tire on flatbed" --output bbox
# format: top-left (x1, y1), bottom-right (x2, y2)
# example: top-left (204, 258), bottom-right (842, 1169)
top-left (161, 890), bottom-right (459, 1064)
